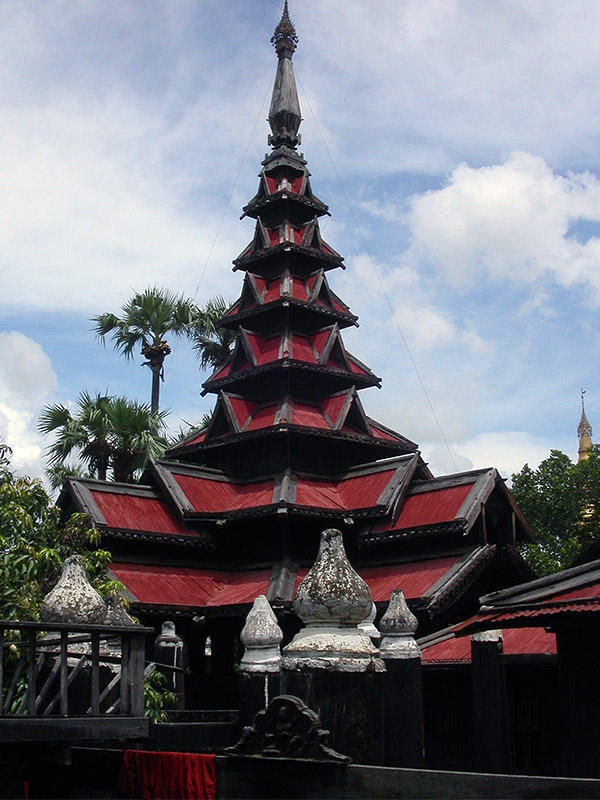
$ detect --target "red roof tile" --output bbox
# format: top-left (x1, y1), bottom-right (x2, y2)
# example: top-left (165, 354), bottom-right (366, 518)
top-left (294, 469), bottom-right (396, 510)
top-left (90, 491), bottom-right (197, 537)
top-left (360, 557), bottom-right (461, 601)
top-left (421, 627), bottom-right (557, 664)
top-left (172, 473), bottom-right (274, 513)
top-left (373, 483), bottom-right (475, 533)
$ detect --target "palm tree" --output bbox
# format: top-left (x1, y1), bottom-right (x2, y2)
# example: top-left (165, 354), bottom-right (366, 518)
top-left (38, 392), bottom-right (168, 483)
top-left (92, 288), bottom-right (196, 414)
top-left (190, 296), bottom-right (236, 370)
top-left (38, 392), bottom-right (113, 481)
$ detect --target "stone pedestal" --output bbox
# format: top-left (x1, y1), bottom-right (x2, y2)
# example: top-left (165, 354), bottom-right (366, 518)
top-left (471, 630), bottom-right (511, 774)
top-left (282, 529), bottom-right (385, 764)
top-left (238, 595), bottom-right (282, 727)
top-left (154, 621), bottom-right (187, 710)
top-left (379, 590), bottom-right (423, 768)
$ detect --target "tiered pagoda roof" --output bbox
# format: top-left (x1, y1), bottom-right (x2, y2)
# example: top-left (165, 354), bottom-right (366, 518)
top-left (59, 3), bottom-right (535, 627)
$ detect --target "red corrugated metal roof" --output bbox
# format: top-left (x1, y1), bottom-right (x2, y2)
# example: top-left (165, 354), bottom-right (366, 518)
top-left (487, 602), bottom-right (600, 621)
top-left (360, 557), bottom-right (461, 601)
top-left (110, 563), bottom-right (274, 608)
top-left (292, 403), bottom-right (330, 429)
top-left (90, 491), bottom-right (197, 537)
top-left (172, 473), bottom-right (274, 513)
top-left (294, 469), bottom-right (396, 510)
top-left (421, 627), bottom-right (557, 664)
top-left (548, 583), bottom-right (600, 601)
top-left (372, 483), bottom-right (475, 533)
top-left (111, 556), bottom-right (466, 610)
top-left (320, 393), bottom-right (347, 426)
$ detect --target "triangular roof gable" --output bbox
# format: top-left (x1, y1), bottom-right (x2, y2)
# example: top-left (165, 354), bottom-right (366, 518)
top-left (150, 453), bottom-right (419, 521)
top-left (60, 476), bottom-right (212, 546)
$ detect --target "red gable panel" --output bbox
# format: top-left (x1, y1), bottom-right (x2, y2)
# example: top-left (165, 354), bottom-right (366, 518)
top-left (246, 405), bottom-right (278, 431)
top-left (290, 176), bottom-right (303, 194)
top-left (291, 280), bottom-right (308, 301)
top-left (360, 557), bottom-right (461, 602)
top-left (264, 176), bottom-right (278, 195)
top-left (319, 393), bottom-right (347, 426)
top-left (291, 335), bottom-right (317, 363)
top-left (294, 468), bottom-right (396, 511)
top-left (263, 282), bottom-right (280, 303)
top-left (373, 483), bottom-right (475, 533)
top-left (228, 397), bottom-right (258, 428)
top-left (184, 430), bottom-right (206, 447)
top-left (421, 627), bottom-right (557, 664)
top-left (91, 492), bottom-right (195, 537)
top-left (172, 473), bottom-right (274, 512)
top-left (291, 403), bottom-right (330, 429)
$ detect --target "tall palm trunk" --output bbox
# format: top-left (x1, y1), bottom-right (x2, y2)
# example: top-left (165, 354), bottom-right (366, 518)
top-left (151, 364), bottom-right (161, 416)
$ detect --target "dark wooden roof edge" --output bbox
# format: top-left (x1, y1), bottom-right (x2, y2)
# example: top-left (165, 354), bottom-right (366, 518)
top-left (357, 519), bottom-right (468, 547)
top-left (233, 239), bottom-right (344, 269)
top-left (454, 469), bottom-right (496, 529)
top-left (408, 468), bottom-right (494, 495)
top-left (149, 459), bottom-right (196, 516)
top-left (102, 528), bottom-right (215, 548)
top-left (479, 557), bottom-right (600, 609)
top-left (156, 452), bottom-right (418, 486)
top-left (218, 296), bottom-right (358, 328)
top-left (366, 417), bottom-right (419, 451)
top-left (168, 421), bottom-right (414, 458)
top-left (426, 544), bottom-right (498, 617)
top-left (61, 479), bottom-right (107, 526)
top-left (202, 358), bottom-right (380, 393)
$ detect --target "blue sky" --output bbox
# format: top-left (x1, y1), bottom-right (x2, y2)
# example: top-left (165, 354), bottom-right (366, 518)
top-left (2, 0), bottom-right (600, 482)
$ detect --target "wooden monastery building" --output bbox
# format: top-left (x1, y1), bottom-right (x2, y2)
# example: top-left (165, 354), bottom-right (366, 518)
top-left (58, 2), bottom-right (537, 711)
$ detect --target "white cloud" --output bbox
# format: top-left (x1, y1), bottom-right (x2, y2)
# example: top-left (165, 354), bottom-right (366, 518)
top-left (425, 431), bottom-right (554, 481)
top-left (408, 152), bottom-right (600, 301)
top-left (0, 332), bottom-right (57, 476)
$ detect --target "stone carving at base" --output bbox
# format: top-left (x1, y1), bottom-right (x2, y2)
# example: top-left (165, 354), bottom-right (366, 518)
top-left (226, 694), bottom-right (350, 763)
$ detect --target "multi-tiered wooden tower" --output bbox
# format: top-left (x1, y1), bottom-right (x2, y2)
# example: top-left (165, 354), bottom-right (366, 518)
top-left (59, 4), bottom-right (535, 698)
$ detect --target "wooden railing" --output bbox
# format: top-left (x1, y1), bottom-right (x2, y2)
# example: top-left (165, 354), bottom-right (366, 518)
top-left (0, 619), bottom-right (154, 743)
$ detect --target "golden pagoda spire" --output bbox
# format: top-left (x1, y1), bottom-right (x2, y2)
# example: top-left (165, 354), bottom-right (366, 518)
top-left (577, 388), bottom-right (593, 462)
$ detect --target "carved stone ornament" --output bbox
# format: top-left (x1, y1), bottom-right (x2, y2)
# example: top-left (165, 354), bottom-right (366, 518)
top-left (282, 529), bottom-right (384, 672)
top-left (379, 589), bottom-right (421, 660)
top-left (471, 628), bottom-right (503, 643)
top-left (226, 694), bottom-right (350, 763)
top-left (104, 593), bottom-right (137, 626)
top-left (40, 555), bottom-right (107, 624)
top-left (240, 595), bottom-right (283, 673)
top-left (358, 601), bottom-right (381, 646)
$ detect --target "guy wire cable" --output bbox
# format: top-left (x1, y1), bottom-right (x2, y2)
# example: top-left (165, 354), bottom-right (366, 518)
top-left (295, 71), bottom-right (458, 473)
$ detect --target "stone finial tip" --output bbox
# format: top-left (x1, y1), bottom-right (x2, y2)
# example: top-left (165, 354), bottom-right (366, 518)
top-left (240, 595), bottom-right (283, 672)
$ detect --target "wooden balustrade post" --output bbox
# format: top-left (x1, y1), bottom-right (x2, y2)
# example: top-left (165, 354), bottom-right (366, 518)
top-left (120, 635), bottom-right (131, 715)
top-left (91, 631), bottom-right (100, 715)
top-left (130, 633), bottom-right (146, 717)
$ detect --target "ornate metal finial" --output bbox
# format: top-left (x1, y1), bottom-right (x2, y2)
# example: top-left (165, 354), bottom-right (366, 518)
top-left (271, 1), bottom-right (298, 57)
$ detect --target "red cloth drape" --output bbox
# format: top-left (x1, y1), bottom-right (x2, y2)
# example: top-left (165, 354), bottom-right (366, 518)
top-left (117, 750), bottom-right (216, 800)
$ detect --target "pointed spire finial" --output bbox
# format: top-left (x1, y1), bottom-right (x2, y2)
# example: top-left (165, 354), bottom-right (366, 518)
top-left (271, 1), bottom-right (298, 58)
top-left (268, 2), bottom-right (302, 149)
top-left (578, 388), bottom-right (593, 462)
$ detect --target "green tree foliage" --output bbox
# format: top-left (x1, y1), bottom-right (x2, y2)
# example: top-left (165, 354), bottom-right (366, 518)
top-left (0, 441), bottom-right (112, 620)
top-left (190, 295), bottom-right (236, 370)
top-left (92, 287), bottom-right (197, 413)
top-left (38, 391), bottom-right (168, 483)
top-left (511, 447), bottom-right (600, 575)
